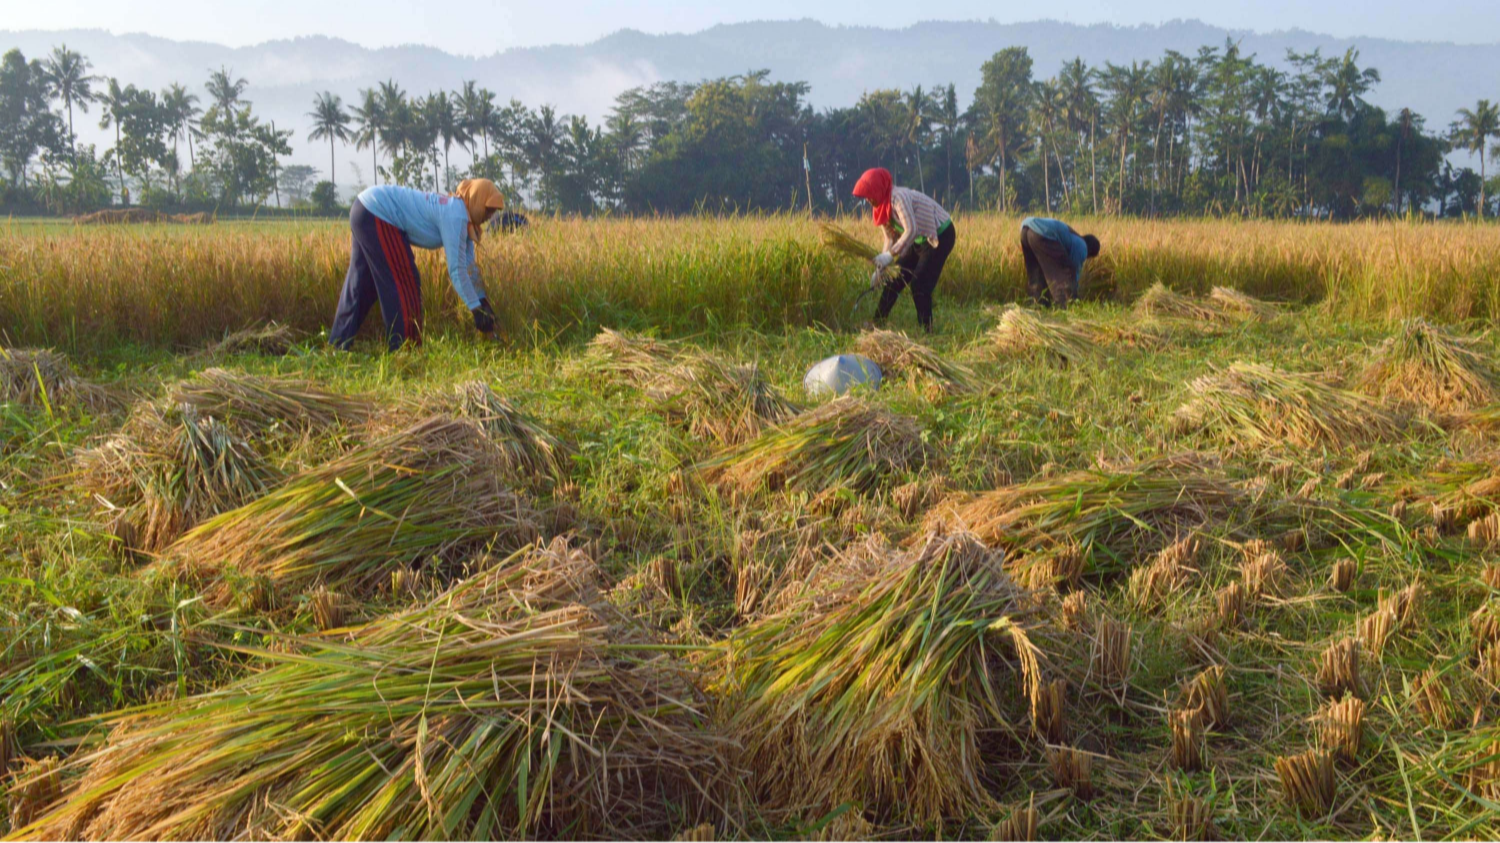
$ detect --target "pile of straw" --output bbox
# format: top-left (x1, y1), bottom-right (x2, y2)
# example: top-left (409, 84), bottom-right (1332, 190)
top-left (854, 329), bottom-right (976, 393)
top-left (0, 347), bottom-right (121, 413)
top-left (1357, 319), bottom-right (1500, 414)
top-left (448, 381), bottom-right (572, 479)
top-left (717, 531), bottom-right (1044, 824)
top-left (199, 321), bottom-right (302, 356)
top-left (161, 415), bottom-right (539, 602)
top-left (15, 542), bottom-right (730, 840)
top-left (1174, 362), bottom-right (1404, 448)
top-left (580, 327), bottom-right (681, 382)
top-left (646, 353), bottom-right (798, 446)
top-left (1208, 286), bottom-right (1280, 321)
top-left (987, 304), bottom-right (1102, 365)
top-left (698, 396), bottom-right (933, 494)
top-left (167, 367), bottom-right (372, 433)
top-left (1133, 283), bottom-right (1226, 323)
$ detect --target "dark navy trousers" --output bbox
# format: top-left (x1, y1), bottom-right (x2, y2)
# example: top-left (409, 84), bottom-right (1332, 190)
top-left (329, 199), bottom-right (424, 351)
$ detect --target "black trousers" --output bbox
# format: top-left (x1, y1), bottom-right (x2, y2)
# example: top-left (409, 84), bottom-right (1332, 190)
top-left (1022, 227), bottom-right (1078, 308)
top-left (329, 199), bottom-right (424, 351)
top-left (876, 222), bottom-right (956, 331)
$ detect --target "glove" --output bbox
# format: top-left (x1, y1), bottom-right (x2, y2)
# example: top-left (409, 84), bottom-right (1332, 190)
top-left (873, 252), bottom-right (893, 269)
top-left (870, 269), bottom-right (885, 291)
top-left (471, 298), bottom-right (496, 334)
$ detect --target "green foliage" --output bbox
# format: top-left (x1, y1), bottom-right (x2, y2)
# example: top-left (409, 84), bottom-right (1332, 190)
top-left (309, 179), bottom-right (339, 214)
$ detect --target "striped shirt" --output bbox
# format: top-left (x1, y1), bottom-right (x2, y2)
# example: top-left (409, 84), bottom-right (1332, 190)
top-left (882, 187), bottom-right (951, 257)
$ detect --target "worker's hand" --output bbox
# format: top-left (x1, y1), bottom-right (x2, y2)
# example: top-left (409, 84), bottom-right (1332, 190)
top-left (870, 268), bottom-right (885, 291)
top-left (471, 298), bottom-right (497, 334)
top-left (873, 252), bottom-right (893, 269)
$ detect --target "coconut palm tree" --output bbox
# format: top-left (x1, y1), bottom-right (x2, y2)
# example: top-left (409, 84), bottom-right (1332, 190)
top-left (900, 85), bottom-right (929, 192)
top-left (160, 83), bottom-right (201, 173)
top-left (96, 77), bottom-right (133, 199)
top-left (39, 44), bottom-right (94, 161)
top-left (1453, 100), bottom-right (1500, 218)
top-left (1322, 48), bottom-right (1379, 122)
top-left (307, 91), bottom-right (352, 186)
top-left (351, 87), bottom-right (383, 184)
top-left (205, 66), bottom-right (249, 113)
top-left (1394, 107), bottom-right (1417, 215)
top-left (428, 91), bottom-right (469, 190)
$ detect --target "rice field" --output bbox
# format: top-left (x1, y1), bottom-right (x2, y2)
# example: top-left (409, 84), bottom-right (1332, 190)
top-left (4, 215), bottom-right (1500, 840)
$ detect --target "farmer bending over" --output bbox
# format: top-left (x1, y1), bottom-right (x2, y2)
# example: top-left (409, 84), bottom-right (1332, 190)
top-left (329, 179), bottom-right (504, 351)
top-left (1020, 217), bottom-right (1100, 309)
top-left (852, 167), bottom-right (956, 333)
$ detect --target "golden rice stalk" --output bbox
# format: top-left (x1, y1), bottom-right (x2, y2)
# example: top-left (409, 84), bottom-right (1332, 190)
top-left (1169, 707), bottom-right (1206, 771)
top-left (817, 222), bottom-right (899, 284)
top-left (1133, 282), bottom-right (1225, 324)
top-left (734, 560), bottom-right (771, 617)
top-left (988, 304), bottom-right (1103, 365)
top-left (1049, 747), bottom-right (1095, 800)
top-left (1479, 643), bottom-right (1500, 685)
top-left (448, 380), bottom-right (572, 479)
top-left (0, 347), bottom-right (121, 413)
top-left (1470, 604), bottom-right (1500, 653)
top-left (645, 352), bottom-right (799, 446)
top-left (1317, 695), bottom-right (1366, 762)
top-left (308, 585), bottom-right (346, 631)
top-left (1208, 286), bottom-right (1280, 321)
top-left (1409, 667), bottom-right (1454, 729)
top-left (1181, 665), bottom-right (1230, 729)
top-left (160, 415), bottom-right (540, 604)
top-left (1091, 617), bottom-right (1134, 693)
top-left (1359, 609), bottom-right (1397, 657)
top-left (1484, 563), bottom-right (1500, 590)
top-left (1357, 318), bottom-right (1500, 413)
top-left (1166, 779), bottom-right (1217, 841)
top-left (1328, 558), bottom-right (1357, 592)
top-left (167, 367), bottom-right (371, 432)
top-left (1012, 541), bottom-right (1085, 592)
top-left (7, 756), bottom-right (61, 831)
top-left (1061, 591), bottom-right (1089, 632)
top-left (1174, 361), bottom-right (1404, 448)
top-left (1129, 539), bottom-right (1198, 611)
top-left (1240, 548), bottom-right (1288, 600)
top-left (1274, 749), bottom-right (1336, 817)
top-left (854, 328), bottom-right (976, 394)
top-left (1317, 638), bottom-right (1362, 699)
top-left (672, 822), bottom-right (717, 842)
top-left (581, 327), bottom-right (682, 381)
top-left (698, 396), bottom-right (932, 495)
top-left (1031, 678), bottom-right (1069, 744)
top-left (200, 321), bottom-right (302, 356)
top-left (1469, 513), bottom-right (1500, 546)
top-left (1380, 580), bottom-right (1422, 630)
top-left (12, 542), bottom-right (729, 841)
top-left (717, 531), bottom-right (1042, 824)
top-left (1215, 582), bottom-right (1247, 630)
top-left (1466, 749), bottom-right (1500, 803)
top-left (992, 797), bottom-right (1039, 841)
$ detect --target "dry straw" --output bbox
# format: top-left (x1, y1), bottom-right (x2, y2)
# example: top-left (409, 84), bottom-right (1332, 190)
top-left (698, 396), bottom-right (931, 495)
top-left (1181, 665), bottom-right (1230, 729)
top-left (992, 797), bottom-right (1040, 841)
top-left (1328, 558), bottom-right (1357, 592)
top-left (1359, 608), bottom-right (1397, 657)
top-left (0, 347), bottom-right (120, 414)
top-left (1031, 677), bottom-right (1069, 744)
top-left (1215, 581), bottom-right (1247, 629)
top-left (1134, 282), bottom-right (1226, 323)
top-left (1129, 536), bottom-right (1199, 611)
top-left (1240, 547), bottom-right (1289, 600)
top-left (308, 585), bottom-right (346, 631)
top-left (199, 320), bottom-right (302, 356)
top-left (854, 328), bottom-right (976, 393)
top-left (1317, 695), bottom-right (1366, 761)
top-left (12, 541), bottom-right (730, 841)
top-left (1357, 318), bottom-right (1499, 413)
top-left (1409, 667), bottom-right (1454, 729)
top-left (1166, 779), bottom-right (1217, 841)
top-left (988, 303), bottom-right (1102, 365)
top-left (1274, 749), bottom-right (1336, 817)
top-left (1169, 707), bottom-right (1207, 771)
top-left (168, 367), bottom-right (372, 432)
top-left (1175, 361), bottom-right (1404, 448)
top-left (1049, 747), bottom-right (1095, 800)
top-left (717, 532), bottom-right (1044, 824)
top-left (1062, 591), bottom-right (1089, 632)
top-left (1091, 617), bottom-right (1134, 694)
top-left (7, 756), bottom-right (61, 830)
top-left (1208, 286), bottom-right (1281, 321)
top-left (448, 380), bottom-right (572, 479)
top-left (1317, 637), bottom-right (1362, 699)
top-left (648, 353), bottom-right (799, 446)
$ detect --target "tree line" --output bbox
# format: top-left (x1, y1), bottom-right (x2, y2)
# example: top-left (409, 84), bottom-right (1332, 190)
top-left (2, 39), bottom-right (1499, 218)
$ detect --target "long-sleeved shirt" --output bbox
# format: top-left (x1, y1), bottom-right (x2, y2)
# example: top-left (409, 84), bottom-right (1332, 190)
top-left (882, 187), bottom-right (952, 257)
top-left (1021, 217), bottom-right (1089, 280)
top-left (356, 185), bottom-right (485, 309)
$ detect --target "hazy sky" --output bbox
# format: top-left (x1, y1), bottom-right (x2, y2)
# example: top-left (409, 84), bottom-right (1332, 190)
top-left (8, 0), bottom-right (1497, 53)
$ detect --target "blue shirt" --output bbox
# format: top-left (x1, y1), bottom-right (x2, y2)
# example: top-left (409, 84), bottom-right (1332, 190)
top-left (1021, 217), bottom-right (1090, 284)
top-left (357, 185), bottom-right (484, 309)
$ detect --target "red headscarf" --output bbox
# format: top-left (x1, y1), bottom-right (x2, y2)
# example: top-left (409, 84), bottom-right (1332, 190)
top-left (852, 167), bottom-right (894, 227)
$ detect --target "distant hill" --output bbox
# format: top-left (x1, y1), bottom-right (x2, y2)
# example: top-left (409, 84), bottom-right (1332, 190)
top-left (3, 19), bottom-right (1495, 180)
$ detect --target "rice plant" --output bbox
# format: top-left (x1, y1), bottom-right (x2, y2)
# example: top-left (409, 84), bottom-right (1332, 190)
top-left (0, 347), bottom-right (120, 413)
top-left (1357, 318), bottom-right (1500, 413)
top-left (1175, 361), bottom-right (1405, 448)
top-left (167, 367), bottom-right (372, 432)
top-left (987, 304), bottom-right (1103, 365)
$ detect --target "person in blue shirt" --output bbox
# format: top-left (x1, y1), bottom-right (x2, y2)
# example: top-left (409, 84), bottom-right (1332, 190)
top-left (329, 179), bottom-right (504, 351)
top-left (1020, 217), bottom-right (1101, 308)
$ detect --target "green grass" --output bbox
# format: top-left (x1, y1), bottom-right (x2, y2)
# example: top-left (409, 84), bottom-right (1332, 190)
top-left (3, 292), bottom-right (1499, 840)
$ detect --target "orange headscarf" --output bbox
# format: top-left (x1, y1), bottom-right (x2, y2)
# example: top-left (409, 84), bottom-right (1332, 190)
top-left (452, 179), bottom-right (505, 243)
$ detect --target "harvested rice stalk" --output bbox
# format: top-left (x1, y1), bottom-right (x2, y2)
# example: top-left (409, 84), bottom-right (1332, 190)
top-left (1380, 580), bottom-right (1422, 629)
top-left (698, 396), bottom-right (932, 495)
top-left (1275, 749), bottom-right (1336, 817)
top-left (1129, 538), bottom-right (1198, 611)
top-left (717, 532), bottom-right (1043, 824)
top-left (1091, 617), bottom-right (1134, 694)
top-left (13, 542), bottom-right (728, 841)
top-left (1208, 286), bottom-right (1280, 321)
top-left (1467, 749), bottom-right (1500, 803)
top-left (1012, 541), bottom-right (1085, 592)
top-left (818, 222), bottom-right (899, 284)
top-left (1317, 696), bottom-right (1366, 762)
top-left (1061, 591), bottom-right (1089, 632)
top-left (308, 585), bottom-right (346, 631)
top-left (7, 756), bottom-right (60, 830)
top-left (1484, 563), bottom-right (1500, 590)
top-left (1031, 678), bottom-right (1069, 744)
top-left (1134, 283), bottom-right (1224, 324)
top-left (855, 328), bottom-right (976, 393)
top-left (988, 304), bottom-right (1102, 365)
top-left (646, 352), bottom-right (798, 446)
top-left (1049, 747), bottom-right (1095, 800)
top-left (1174, 361), bottom-right (1404, 448)
top-left (448, 381), bottom-right (572, 478)
top-left (1357, 318), bottom-right (1500, 413)
top-left (1240, 548), bottom-right (1288, 600)
top-left (1409, 667), bottom-right (1454, 729)
top-left (1328, 558), bottom-right (1357, 592)
top-left (0, 717), bottom-right (14, 775)
top-left (1166, 779), bottom-right (1217, 841)
top-left (992, 798), bottom-right (1039, 841)
top-left (1169, 707), bottom-right (1206, 771)
top-left (1470, 605), bottom-right (1500, 653)
top-left (161, 415), bottom-right (540, 603)
top-left (1359, 609), bottom-right (1397, 657)
top-left (0, 347), bottom-right (121, 413)
top-left (1216, 582), bottom-right (1247, 630)
top-left (168, 367), bottom-right (371, 432)
top-left (1469, 513), bottom-right (1500, 546)
top-left (1182, 665), bottom-right (1230, 729)
top-left (200, 321), bottom-right (301, 356)
top-left (1317, 638), bottom-right (1362, 699)
top-left (673, 823), bottom-right (717, 842)
top-left (581, 327), bottom-right (682, 381)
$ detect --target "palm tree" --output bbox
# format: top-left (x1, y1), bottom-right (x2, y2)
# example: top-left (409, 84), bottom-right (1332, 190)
top-left (376, 80), bottom-right (409, 168)
top-left (456, 81), bottom-right (483, 159)
top-left (96, 77), bottom-right (133, 200)
top-left (527, 105), bottom-right (565, 210)
top-left (429, 91), bottom-right (469, 190)
top-left (1099, 60), bottom-right (1150, 213)
top-left (933, 84), bottom-right (960, 204)
top-left (351, 87), bottom-right (383, 184)
top-left (1059, 58), bottom-right (1099, 212)
top-left (307, 91), bottom-right (352, 186)
top-left (39, 44), bottom-right (94, 161)
top-left (900, 85), bottom-right (929, 192)
top-left (205, 66), bottom-right (249, 112)
top-left (1322, 48), bottom-right (1379, 122)
top-left (1453, 100), bottom-right (1500, 218)
top-left (1394, 107), bottom-right (1416, 215)
top-left (160, 83), bottom-right (201, 172)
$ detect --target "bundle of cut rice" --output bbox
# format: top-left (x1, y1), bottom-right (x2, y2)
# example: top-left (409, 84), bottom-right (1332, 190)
top-left (645, 352), bottom-right (799, 446)
top-left (167, 367), bottom-right (372, 433)
top-left (199, 321), bottom-right (302, 356)
top-left (1208, 287), bottom-right (1280, 321)
top-left (717, 531), bottom-right (1045, 825)
top-left (448, 380), bottom-right (572, 479)
top-left (1357, 318), bottom-right (1500, 414)
top-left (987, 304), bottom-right (1102, 365)
top-left (697, 396), bottom-right (933, 494)
top-left (818, 222), bottom-right (900, 284)
top-left (579, 327), bottom-right (682, 382)
top-left (0, 347), bottom-right (121, 413)
top-left (160, 415), bottom-right (540, 603)
top-left (1174, 361), bottom-right (1405, 448)
top-left (1133, 283), bottom-right (1224, 323)
top-left (13, 541), bottom-right (730, 841)
top-left (855, 328), bottom-right (976, 393)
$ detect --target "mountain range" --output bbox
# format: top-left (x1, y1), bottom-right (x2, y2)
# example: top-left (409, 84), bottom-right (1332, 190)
top-left (3, 19), bottom-right (1495, 180)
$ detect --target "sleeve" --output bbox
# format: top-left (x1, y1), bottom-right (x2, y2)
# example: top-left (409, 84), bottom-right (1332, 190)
top-left (888, 191), bottom-right (917, 257)
top-left (440, 210), bottom-right (484, 310)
